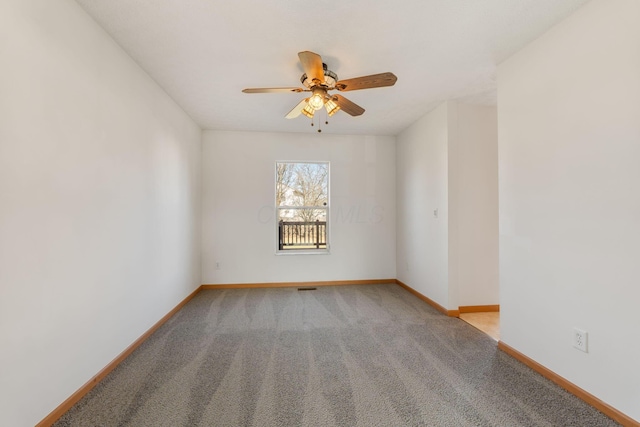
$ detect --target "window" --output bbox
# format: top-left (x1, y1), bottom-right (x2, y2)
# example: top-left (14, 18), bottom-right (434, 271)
top-left (276, 162), bottom-right (329, 253)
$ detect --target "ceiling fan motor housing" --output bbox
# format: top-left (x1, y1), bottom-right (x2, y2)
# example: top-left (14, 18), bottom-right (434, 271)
top-left (300, 63), bottom-right (338, 89)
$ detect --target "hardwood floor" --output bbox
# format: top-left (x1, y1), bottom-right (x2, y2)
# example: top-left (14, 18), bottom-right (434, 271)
top-left (459, 312), bottom-right (500, 341)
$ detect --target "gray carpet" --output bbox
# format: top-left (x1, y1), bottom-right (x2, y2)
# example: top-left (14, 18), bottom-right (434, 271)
top-left (54, 284), bottom-right (619, 426)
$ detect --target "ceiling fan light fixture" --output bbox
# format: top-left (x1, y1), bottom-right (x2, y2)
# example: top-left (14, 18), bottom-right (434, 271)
top-left (301, 103), bottom-right (315, 118)
top-left (325, 99), bottom-right (340, 116)
top-left (308, 90), bottom-right (325, 110)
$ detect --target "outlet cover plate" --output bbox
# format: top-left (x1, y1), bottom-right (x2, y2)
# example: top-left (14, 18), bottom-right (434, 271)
top-left (573, 328), bottom-right (588, 353)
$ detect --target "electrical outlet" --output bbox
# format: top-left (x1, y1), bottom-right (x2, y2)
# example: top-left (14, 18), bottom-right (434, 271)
top-left (215, 261), bottom-right (221, 270)
top-left (573, 328), bottom-right (588, 353)
top-left (433, 208), bottom-right (438, 218)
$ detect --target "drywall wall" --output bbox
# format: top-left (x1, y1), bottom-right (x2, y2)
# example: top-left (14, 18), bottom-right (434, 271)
top-left (498, 0), bottom-right (640, 421)
top-left (396, 102), bottom-right (498, 310)
top-left (396, 103), bottom-right (450, 307)
top-left (201, 130), bottom-right (396, 284)
top-left (448, 103), bottom-right (499, 308)
top-left (0, 1), bottom-right (202, 425)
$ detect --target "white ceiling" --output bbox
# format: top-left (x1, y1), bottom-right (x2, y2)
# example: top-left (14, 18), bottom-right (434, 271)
top-left (74, 0), bottom-right (590, 136)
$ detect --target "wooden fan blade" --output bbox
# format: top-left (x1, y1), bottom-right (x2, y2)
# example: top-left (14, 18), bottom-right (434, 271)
top-left (242, 87), bottom-right (304, 93)
top-left (335, 72), bottom-right (397, 91)
top-left (298, 51), bottom-right (325, 85)
top-left (332, 94), bottom-right (365, 116)
top-left (285, 99), bottom-right (308, 119)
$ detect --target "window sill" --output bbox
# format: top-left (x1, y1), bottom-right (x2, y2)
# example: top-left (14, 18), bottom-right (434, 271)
top-left (275, 249), bottom-right (330, 256)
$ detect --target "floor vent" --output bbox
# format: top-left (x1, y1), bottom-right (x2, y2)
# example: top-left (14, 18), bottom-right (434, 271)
top-left (297, 287), bottom-right (317, 291)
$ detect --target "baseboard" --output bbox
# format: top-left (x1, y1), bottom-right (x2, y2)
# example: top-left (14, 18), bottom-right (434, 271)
top-left (459, 304), bottom-right (500, 313)
top-left (394, 280), bottom-right (460, 317)
top-left (36, 286), bottom-right (203, 427)
top-left (202, 279), bottom-right (395, 289)
top-left (498, 342), bottom-right (639, 427)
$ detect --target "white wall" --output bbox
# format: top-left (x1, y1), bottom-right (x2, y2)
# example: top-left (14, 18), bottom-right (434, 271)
top-left (448, 103), bottom-right (499, 307)
top-left (396, 102), bottom-right (498, 310)
top-left (202, 130), bottom-right (396, 284)
top-left (396, 103), bottom-right (450, 307)
top-left (498, 0), bottom-right (640, 421)
top-left (0, 1), bottom-right (202, 426)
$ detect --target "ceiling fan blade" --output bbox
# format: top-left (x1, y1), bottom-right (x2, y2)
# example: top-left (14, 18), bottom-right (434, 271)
top-left (332, 94), bottom-right (365, 116)
top-left (298, 51), bottom-right (325, 85)
top-left (335, 72), bottom-right (397, 91)
top-left (285, 99), bottom-right (309, 119)
top-left (242, 87), bottom-right (304, 94)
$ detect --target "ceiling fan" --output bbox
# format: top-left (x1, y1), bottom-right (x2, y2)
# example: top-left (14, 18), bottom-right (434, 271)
top-left (242, 51), bottom-right (397, 128)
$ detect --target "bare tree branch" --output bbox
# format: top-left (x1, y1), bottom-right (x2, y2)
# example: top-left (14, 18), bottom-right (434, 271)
top-left (276, 162), bottom-right (328, 223)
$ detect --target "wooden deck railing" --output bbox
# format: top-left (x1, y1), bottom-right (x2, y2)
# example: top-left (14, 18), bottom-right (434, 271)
top-left (278, 220), bottom-right (326, 250)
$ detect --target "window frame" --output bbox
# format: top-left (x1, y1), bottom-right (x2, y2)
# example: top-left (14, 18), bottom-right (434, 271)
top-left (275, 160), bottom-right (330, 255)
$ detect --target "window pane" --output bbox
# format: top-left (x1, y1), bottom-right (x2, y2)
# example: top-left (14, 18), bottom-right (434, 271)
top-left (276, 163), bottom-right (328, 208)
